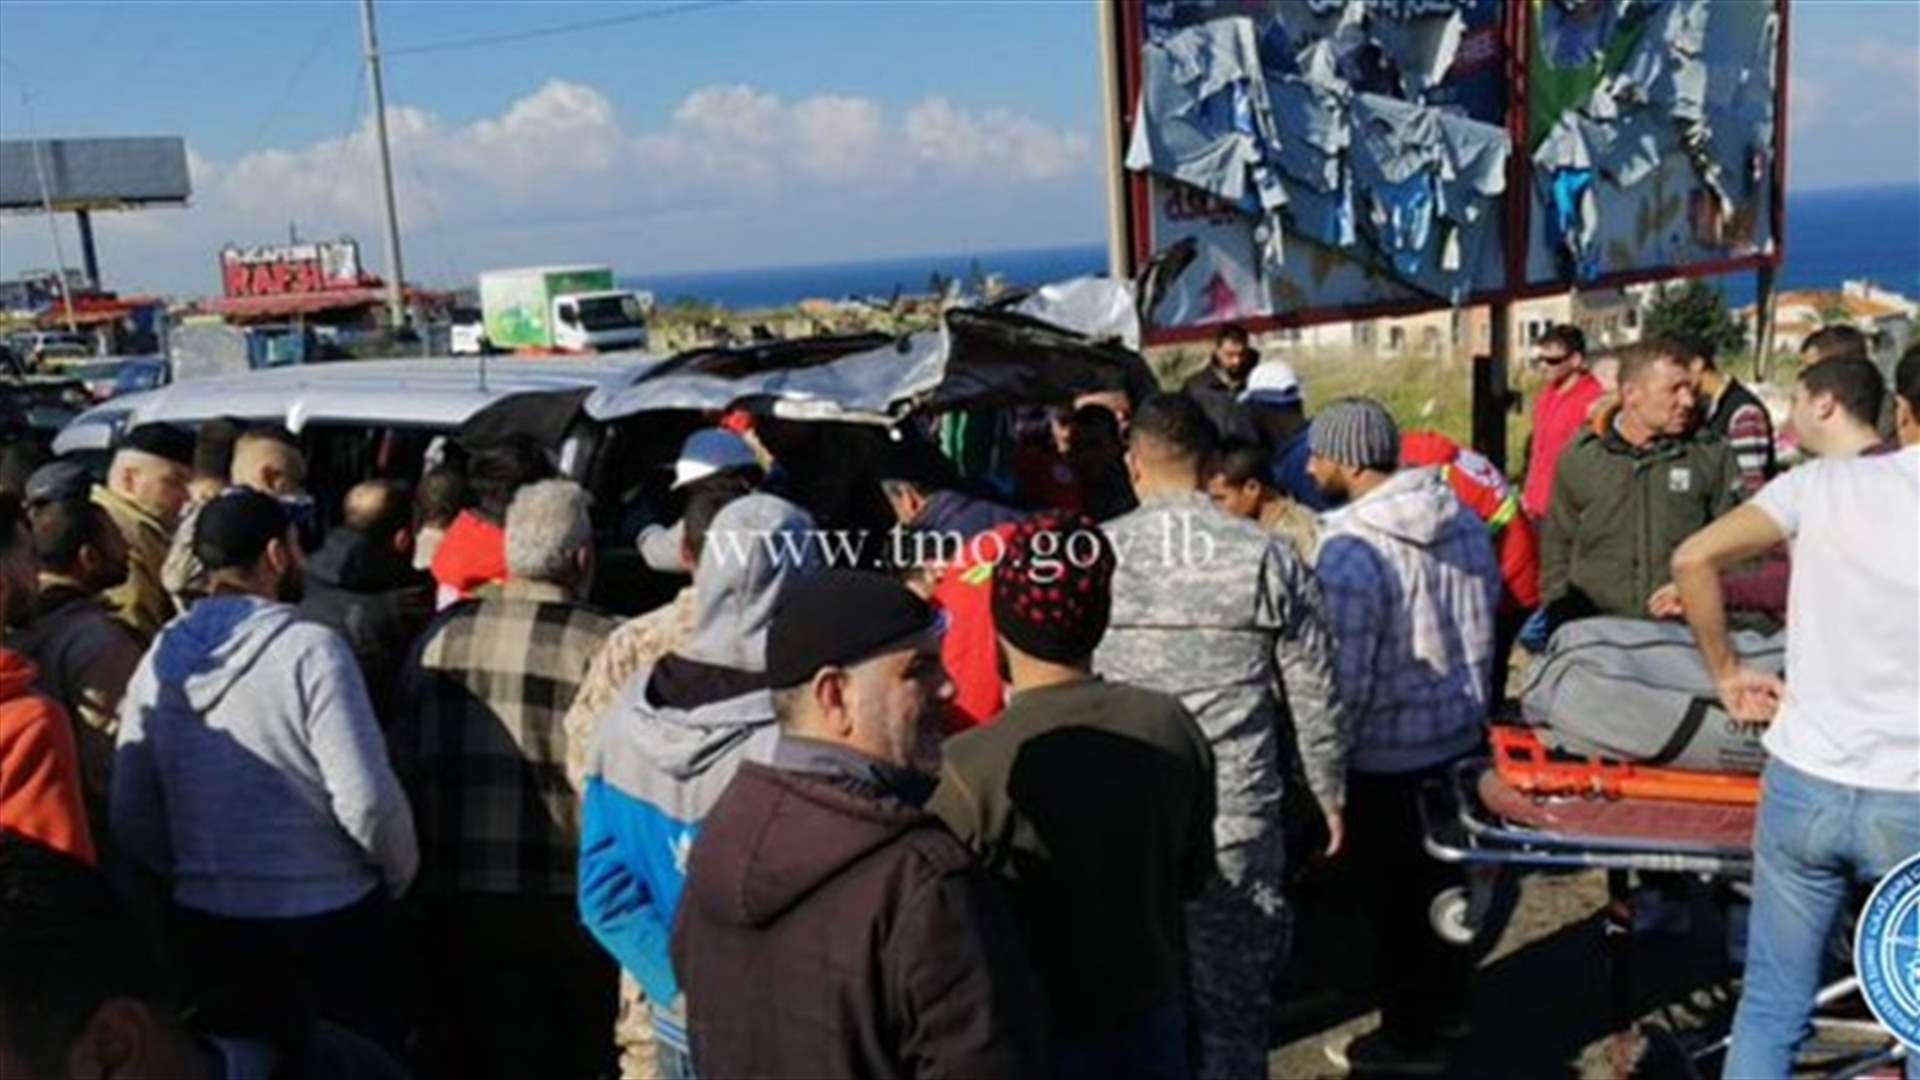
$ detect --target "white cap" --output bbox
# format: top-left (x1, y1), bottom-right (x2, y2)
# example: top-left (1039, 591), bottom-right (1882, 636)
top-left (1239, 360), bottom-right (1304, 409)
top-left (671, 428), bottom-right (758, 490)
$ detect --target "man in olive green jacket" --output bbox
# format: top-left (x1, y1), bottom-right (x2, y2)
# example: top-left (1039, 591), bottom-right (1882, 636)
top-left (1540, 341), bottom-right (1743, 628)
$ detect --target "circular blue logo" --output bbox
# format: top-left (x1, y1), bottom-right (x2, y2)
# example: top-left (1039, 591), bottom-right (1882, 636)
top-left (1857, 851), bottom-right (1920, 1050)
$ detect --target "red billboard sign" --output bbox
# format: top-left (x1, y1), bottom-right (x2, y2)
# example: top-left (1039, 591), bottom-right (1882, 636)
top-left (219, 240), bottom-right (364, 298)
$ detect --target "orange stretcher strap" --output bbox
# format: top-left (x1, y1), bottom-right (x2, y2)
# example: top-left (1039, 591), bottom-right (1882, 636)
top-left (1489, 726), bottom-right (1761, 806)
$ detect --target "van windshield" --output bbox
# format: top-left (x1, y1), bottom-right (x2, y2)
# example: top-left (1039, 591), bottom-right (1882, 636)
top-left (577, 295), bottom-right (644, 332)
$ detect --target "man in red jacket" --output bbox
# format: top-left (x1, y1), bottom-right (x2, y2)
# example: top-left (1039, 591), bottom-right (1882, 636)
top-left (1402, 430), bottom-right (1540, 705)
top-left (0, 494), bottom-right (93, 864)
top-left (1521, 325), bottom-right (1606, 522)
top-left (430, 439), bottom-right (550, 606)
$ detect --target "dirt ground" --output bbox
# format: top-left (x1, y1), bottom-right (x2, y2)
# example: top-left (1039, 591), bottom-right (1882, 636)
top-left (1266, 863), bottom-right (1748, 1078)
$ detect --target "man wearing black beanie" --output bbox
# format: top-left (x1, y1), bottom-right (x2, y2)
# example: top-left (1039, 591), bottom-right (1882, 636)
top-left (670, 569), bottom-right (1047, 1080)
top-left (930, 513), bottom-right (1216, 1077)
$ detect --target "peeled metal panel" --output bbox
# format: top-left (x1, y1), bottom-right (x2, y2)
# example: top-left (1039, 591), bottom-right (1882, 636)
top-left (0, 137), bottom-right (191, 210)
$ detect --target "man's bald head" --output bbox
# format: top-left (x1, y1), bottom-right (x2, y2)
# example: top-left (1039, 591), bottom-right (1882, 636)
top-left (230, 429), bottom-right (306, 496)
top-left (343, 480), bottom-right (412, 545)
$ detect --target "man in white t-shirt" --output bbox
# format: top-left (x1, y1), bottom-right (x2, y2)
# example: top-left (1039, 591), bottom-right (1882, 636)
top-left (1670, 351), bottom-right (1920, 1078)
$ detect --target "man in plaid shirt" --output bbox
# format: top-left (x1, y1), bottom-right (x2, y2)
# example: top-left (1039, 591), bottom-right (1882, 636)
top-left (1307, 398), bottom-right (1500, 1077)
top-left (395, 479), bottom-right (617, 1080)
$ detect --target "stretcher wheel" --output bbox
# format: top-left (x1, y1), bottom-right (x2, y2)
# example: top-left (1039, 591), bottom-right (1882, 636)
top-left (1430, 887), bottom-right (1475, 947)
top-left (1428, 869), bottom-right (1521, 956)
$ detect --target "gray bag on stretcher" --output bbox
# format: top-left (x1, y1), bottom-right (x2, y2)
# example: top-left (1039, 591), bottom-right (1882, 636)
top-left (1520, 617), bottom-right (1785, 775)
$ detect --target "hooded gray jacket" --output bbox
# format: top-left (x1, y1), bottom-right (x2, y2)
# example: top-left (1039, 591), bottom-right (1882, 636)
top-left (579, 494), bottom-right (820, 1051)
top-left (111, 595), bottom-right (418, 918)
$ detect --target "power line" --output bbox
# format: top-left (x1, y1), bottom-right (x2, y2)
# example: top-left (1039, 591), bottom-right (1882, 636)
top-left (239, 3), bottom-right (350, 154)
top-left (383, 0), bottom-right (735, 58)
top-left (319, 60), bottom-right (368, 233)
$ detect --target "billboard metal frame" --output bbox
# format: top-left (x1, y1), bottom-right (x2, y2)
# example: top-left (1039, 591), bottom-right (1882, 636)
top-left (1113, 0), bottom-right (1790, 345)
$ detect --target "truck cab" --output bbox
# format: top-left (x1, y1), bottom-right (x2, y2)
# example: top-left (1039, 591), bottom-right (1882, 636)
top-left (554, 290), bottom-right (649, 352)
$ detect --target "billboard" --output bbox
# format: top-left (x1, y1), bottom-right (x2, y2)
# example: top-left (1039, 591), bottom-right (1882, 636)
top-left (0, 137), bottom-right (191, 211)
top-left (220, 240), bottom-right (366, 298)
top-left (1111, 0), bottom-right (1786, 343)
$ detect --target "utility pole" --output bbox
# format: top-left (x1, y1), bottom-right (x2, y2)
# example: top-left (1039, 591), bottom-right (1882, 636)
top-left (18, 92), bottom-right (79, 334)
top-left (1096, 0), bottom-right (1130, 281)
top-left (360, 0), bottom-right (408, 331)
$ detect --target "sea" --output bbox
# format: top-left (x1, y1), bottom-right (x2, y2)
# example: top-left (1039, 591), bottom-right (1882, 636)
top-left (621, 182), bottom-right (1920, 314)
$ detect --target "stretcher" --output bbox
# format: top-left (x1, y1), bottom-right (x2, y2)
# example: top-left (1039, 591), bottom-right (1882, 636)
top-left (1418, 732), bottom-right (1908, 1079)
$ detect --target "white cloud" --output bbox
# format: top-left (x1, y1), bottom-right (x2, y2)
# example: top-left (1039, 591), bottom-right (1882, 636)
top-left (0, 79), bottom-right (1097, 292)
top-left (905, 98), bottom-right (1092, 182)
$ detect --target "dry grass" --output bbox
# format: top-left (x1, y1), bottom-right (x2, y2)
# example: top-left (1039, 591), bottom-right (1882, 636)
top-left (1149, 344), bottom-right (1540, 472)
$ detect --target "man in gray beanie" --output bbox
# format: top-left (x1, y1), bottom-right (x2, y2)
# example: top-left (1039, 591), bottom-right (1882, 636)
top-left (1307, 396), bottom-right (1502, 1075)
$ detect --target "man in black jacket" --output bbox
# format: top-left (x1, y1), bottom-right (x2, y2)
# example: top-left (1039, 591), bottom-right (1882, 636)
top-left (1181, 323), bottom-right (1259, 444)
top-left (300, 481), bottom-right (433, 720)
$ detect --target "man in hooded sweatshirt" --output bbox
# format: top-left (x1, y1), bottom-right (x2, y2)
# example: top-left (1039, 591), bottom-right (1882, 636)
top-left (579, 492), bottom-right (821, 1078)
top-left (561, 478), bottom-right (745, 1080)
top-left (394, 479), bottom-right (617, 1080)
top-left (300, 480), bottom-right (434, 721)
top-left (111, 488), bottom-right (417, 1055)
top-left (1306, 397), bottom-right (1501, 1077)
top-left (673, 570), bottom-right (1047, 1080)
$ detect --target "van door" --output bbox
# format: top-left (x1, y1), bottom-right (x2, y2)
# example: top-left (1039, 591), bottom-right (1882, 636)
top-left (554, 300), bottom-right (582, 351)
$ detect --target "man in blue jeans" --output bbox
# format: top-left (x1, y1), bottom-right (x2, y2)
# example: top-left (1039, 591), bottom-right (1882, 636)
top-left (1670, 351), bottom-right (1920, 1077)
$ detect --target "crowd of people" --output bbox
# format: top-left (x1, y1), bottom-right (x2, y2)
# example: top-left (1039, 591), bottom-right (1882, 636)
top-left (1, 319), bottom-right (1916, 1080)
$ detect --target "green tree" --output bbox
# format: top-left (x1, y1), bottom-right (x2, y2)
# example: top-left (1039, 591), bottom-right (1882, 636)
top-left (1642, 279), bottom-right (1746, 355)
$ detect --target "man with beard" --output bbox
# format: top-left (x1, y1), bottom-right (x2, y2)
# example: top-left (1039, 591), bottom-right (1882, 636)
top-left (1181, 323), bottom-right (1259, 443)
top-left (14, 463), bottom-right (141, 841)
top-left (0, 493), bottom-right (95, 864)
top-left (112, 489), bottom-right (417, 1056)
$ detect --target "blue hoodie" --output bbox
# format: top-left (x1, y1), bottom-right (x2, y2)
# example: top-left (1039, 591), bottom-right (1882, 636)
top-left (578, 494), bottom-right (818, 1052)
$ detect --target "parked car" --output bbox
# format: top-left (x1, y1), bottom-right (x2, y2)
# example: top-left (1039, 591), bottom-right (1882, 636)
top-left (64, 357), bottom-right (170, 402)
top-left (449, 306), bottom-right (490, 355)
top-left (10, 331), bottom-right (97, 371)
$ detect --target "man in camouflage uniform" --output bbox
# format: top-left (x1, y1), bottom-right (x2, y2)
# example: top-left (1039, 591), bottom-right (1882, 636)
top-left (1096, 394), bottom-right (1347, 1080)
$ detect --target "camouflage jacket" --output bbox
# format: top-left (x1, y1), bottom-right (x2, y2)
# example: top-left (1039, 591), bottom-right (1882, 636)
top-left (1095, 492), bottom-right (1347, 891)
top-left (561, 587), bottom-right (699, 793)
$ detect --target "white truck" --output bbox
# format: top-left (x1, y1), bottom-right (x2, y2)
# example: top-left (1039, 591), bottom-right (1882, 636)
top-left (472, 265), bottom-right (650, 354)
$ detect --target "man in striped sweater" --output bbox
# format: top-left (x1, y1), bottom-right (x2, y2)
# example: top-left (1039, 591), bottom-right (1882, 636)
top-left (1682, 337), bottom-right (1776, 495)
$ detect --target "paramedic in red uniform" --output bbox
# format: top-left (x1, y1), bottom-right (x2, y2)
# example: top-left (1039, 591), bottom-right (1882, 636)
top-left (1401, 430), bottom-right (1540, 704)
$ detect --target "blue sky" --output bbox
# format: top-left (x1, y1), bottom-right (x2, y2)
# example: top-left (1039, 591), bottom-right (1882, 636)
top-left (0, 0), bottom-right (1914, 294)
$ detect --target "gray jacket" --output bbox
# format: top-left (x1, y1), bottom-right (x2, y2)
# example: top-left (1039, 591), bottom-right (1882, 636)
top-left (111, 596), bottom-right (418, 918)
